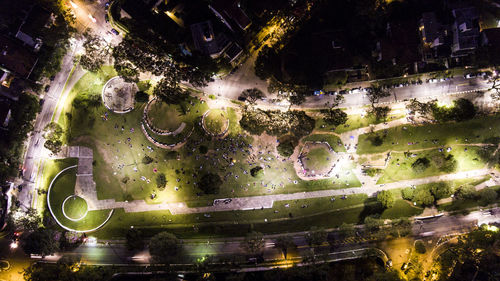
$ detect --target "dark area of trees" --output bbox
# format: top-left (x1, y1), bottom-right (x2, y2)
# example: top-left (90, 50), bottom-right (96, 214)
top-left (250, 166), bottom-right (263, 177)
top-left (407, 98), bottom-right (477, 123)
top-left (149, 231), bottom-right (182, 264)
top-left (80, 31), bottom-right (110, 72)
top-left (0, 93), bottom-right (40, 184)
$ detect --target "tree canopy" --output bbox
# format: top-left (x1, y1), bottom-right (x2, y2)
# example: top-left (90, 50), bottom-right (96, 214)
top-left (149, 231), bottom-right (181, 264)
top-left (21, 228), bottom-right (59, 257)
top-left (198, 173), bottom-right (222, 194)
top-left (242, 231), bottom-right (265, 255)
top-left (376, 190), bottom-right (395, 208)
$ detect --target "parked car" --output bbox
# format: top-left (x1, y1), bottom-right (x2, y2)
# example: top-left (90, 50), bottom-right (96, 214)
top-left (111, 28), bottom-right (119, 35)
top-left (105, 14), bottom-right (109, 23)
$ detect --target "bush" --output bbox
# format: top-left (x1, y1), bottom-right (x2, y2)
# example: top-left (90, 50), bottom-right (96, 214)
top-left (377, 190), bottom-right (395, 208)
top-left (156, 173), bottom-right (167, 189)
top-left (250, 166), bottom-right (263, 177)
top-left (479, 188), bottom-right (497, 205)
top-left (135, 91), bottom-right (149, 103)
top-left (455, 185), bottom-right (477, 200)
top-left (415, 240), bottom-right (426, 254)
top-left (142, 155), bottom-right (153, 164)
top-left (401, 187), bottom-right (415, 200)
top-left (413, 188), bottom-right (435, 206)
top-left (430, 182), bottom-right (452, 200)
top-left (363, 168), bottom-right (381, 177)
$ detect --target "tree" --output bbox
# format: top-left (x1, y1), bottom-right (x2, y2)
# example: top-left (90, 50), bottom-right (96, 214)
top-left (479, 188), bottom-right (497, 204)
top-left (250, 166), bottom-right (263, 177)
top-left (242, 231), bottom-right (265, 255)
top-left (9, 208), bottom-right (41, 232)
top-left (320, 108), bottom-right (348, 127)
top-left (240, 88), bottom-right (265, 105)
top-left (430, 182), bottom-right (452, 200)
top-left (451, 98), bottom-right (476, 122)
top-left (156, 173), bottom-right (167, 189)
top-left (126, 228), bottom-right (145, 251)
top-left (274, 236), bottom-right (296, 259)
top-left (21, 228), bottom-right (59, 257)
top-left (306, 226), bottom-right (327, 247)
top-left (153, 76), bottom-right (186, 104)
top-left (377, 190), bottom-right (395, 208)
top-left (198, 173), bottom-right (222, 194)
top-left (366, 84), bottom-right (391, 108)
top-left (80, 31), bottom-right (109, 72)
top-left (368, 106), bottom-right (390, 121)
top-left (455, 185), bottom-right (477, 200)
top-left (411, 157), bottom-right (430, 174)
top-left (413, 189), bottom-right (435, 206)
top-left (43, 122), bottom-right (63, 154)
top-left (277, 139), bottom-right (296, 157)
top-left (149, 232), bottom-right (181, 264)
top-left (401, 187), bottom-right (414, 200)
top-left (135, 91), bottom-right (149, 103)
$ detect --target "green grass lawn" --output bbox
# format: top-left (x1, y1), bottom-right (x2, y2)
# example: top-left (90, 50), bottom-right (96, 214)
top-left (303, 147), bottom-right (333, 172)
top-left (314, 112), bottom-right (405, 134)
top-left (203, 109), bottom-right (228, 135)
top-left (63, 196), bottom-right (88, 220)
top-left (357, 115), bottom-right (500, 154)
top-left (58, 66), bottom-right (117, 132)
top-left (377, 145), bottom-right (494, 183)
top-left (302, 134), bottom-right (345, 152)
top-left (147, 101), bottom-right (184, 131)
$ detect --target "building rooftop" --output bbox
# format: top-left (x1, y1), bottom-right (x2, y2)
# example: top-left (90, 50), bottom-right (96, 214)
top-left (451, 7), bottom-right (480, 55)
top-left (191, 21), bottom-right (231, 57)
top-left (209, 0), bottom-right (251, 31)
top-left (0, 35), bottom-right (38, 79)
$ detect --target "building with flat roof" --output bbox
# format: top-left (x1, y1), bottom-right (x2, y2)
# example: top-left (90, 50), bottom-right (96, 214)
top-left (15, 5), bottom-right (51, 51)
top-left (451, 7), bottom-right (480, 57)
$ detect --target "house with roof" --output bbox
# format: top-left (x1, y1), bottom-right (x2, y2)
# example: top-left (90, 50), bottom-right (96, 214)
top-left (0, 35), bottom-right (38, 80)
top-left (190, 20), bottom-right (243, 62)
top-left (15, 5), bottom-right (52, 52)
top-left (209, 0), bottom-right (251, 32)
top-left (419, 12), bottom-right (451, 62)
top-left (451, 7), bottom-right (480, 57)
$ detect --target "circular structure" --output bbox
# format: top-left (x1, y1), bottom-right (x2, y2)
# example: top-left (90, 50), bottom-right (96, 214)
top-left (298, 142), bottom-right (338, 177)
top-left (62, 195), bottom-right (88, 221)
top-left (201, 109), bottom-right (229, 137)
top-left (102, 76), bottom-right (138, 113)
top-left (145, 99), bottom-right (186, 135)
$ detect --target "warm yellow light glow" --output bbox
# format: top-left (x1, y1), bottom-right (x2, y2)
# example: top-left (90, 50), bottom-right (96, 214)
top-left (69, 1), bottom-right (78, 9)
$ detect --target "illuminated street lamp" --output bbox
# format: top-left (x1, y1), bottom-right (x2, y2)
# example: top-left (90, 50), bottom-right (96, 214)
top-left (10, 241), bottom-right (18, 249)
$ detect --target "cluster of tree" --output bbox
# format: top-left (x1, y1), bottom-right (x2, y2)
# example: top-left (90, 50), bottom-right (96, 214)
top-left (113, 36), bottom-right (218, 88)
top-left (0, 93), bottom-right (39, 183)
top-left (134, 91), bottom-right (150, 103)
top-left (406, 98), bottom-right (476, 123)
top-left (28, 0), bottom-right (75, 81)
top-left (320, 107), bottom-right (348, 127)
top-left (43, 122), bottom-right (63, 154)
top-left (435, 226), bottom-right (500, 281)
top-left (80, 31), bottom-right (110, 72)
top-left (277, 137), bottom-right (298, 157)
top-left (240, 109), bottom-right (315, 138)
top-left (376, 190), bottom-right (395, 208)
top-left (23, 257), bottom-right (112, 281)
top-left (401, 182), bottom-right (453, 206)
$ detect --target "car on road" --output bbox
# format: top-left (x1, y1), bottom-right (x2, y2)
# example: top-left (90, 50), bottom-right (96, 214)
top-left (111, 28), bottom-right (119, 35)
top-left (105, 2), bottom-right (110, 8)
top-left (44, 85), bottom-right (50, 92)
